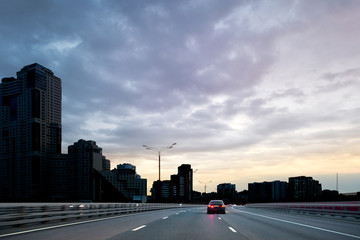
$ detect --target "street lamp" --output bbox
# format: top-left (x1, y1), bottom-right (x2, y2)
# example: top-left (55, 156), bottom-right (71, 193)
top-left (199, 180), bottom-right (212, 194)
top-left (143, 143), bottom-right (176, 181)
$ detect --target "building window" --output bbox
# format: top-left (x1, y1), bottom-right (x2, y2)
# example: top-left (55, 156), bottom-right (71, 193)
top-left (31, 89), bottom-right (40, 118)
top-left (32, 122), bottom-right (40, 151)
top-left (32, 156), bottom-right (40, 184)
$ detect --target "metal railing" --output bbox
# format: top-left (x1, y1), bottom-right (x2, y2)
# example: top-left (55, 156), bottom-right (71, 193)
top-left (0, 203), bottom-right (194, 228)
top-left (245, 202), bottom-right (360, 219)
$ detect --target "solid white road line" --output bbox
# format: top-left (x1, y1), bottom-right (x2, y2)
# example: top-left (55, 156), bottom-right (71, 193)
top-left (228, 227), bottom-right (237, 233)
top-left (132, 225), bottom-right (147, 231)
top-left (163, 216), bottom-right (168, 219)
top-left (232, 207), bottom-right (360, 239)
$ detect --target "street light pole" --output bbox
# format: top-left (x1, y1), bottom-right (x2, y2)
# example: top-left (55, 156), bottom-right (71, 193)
top-left (199, 180), bottom-right (212, 194)
top-left (143, 143), bottom-right (176, 181)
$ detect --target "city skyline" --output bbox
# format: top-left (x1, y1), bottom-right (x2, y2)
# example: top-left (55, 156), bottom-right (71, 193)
top-left (1, 1), bottom-right (359, 194)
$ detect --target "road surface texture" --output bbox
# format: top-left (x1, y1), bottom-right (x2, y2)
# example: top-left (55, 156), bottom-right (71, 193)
top-left (0, 205), bottom-right (359, 239)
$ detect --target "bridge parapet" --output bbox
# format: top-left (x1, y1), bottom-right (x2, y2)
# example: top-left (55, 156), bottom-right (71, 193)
top-left (0, 202), bottom-right (197, 228)
top-left (246, 202), bottom-right (360, 220)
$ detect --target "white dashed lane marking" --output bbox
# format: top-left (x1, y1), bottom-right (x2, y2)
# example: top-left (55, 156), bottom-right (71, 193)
top-left (228, 227), bottom-right (237, 233)
top-left (132, 225), bottom-right (147, 231)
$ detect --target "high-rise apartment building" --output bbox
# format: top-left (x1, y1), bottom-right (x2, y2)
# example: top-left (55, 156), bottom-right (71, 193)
top-left (217, 183), bottom-right (236, 200)
top-left (0, 63), bottom-right (61, 201)
top-left (68, 139), bottom-right (103, 201)
top-left (248, 181), bottom-right (287, 202)
top-left (1, 63), bottom-right (148, 202)
top-left (288, 176), bottom-right (322, 201)
top-left (177, 164), bottom-right (193, 202)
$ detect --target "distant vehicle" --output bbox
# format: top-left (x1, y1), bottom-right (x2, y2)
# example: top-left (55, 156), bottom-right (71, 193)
top-left (207, 200), bottom-right (226, 214)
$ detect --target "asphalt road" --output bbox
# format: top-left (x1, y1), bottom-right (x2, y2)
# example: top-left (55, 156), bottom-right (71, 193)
top-left (1, 205), bottom-right (359, 240)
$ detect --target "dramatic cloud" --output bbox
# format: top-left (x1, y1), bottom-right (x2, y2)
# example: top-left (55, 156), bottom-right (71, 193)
top-left (1, 0), bottom-right (359, 193)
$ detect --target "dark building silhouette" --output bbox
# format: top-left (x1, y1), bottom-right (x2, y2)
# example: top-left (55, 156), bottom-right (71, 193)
top-left (65, 140), bottom-right (147, 202)
top-left (272, 180), bottom-right (288, 202)
top-left (248, 182), bottom-right (271, 202)
top-left (217, 183), bottom-right (236, 201)
top-left (177, 164), bottom-right (193, 202)
top-left (102, 156), bottom-right (111, 171)
top-left (237, 190), bottom-right (248, 203)
top-left (93, 170), bottom-right (127, 202)
top-left (248, 181), bottom-right (287, 202)
top-left (150, 180), bottom-right (176, 202)
top-left (49, 153), bottom-right (70, 201)
top-left (150, 180), bottom-right (163, 202)
top-left (151, 164), bottom-right (193, 203)
top-left (321, 189), bottom-right (340, 201)
top-left (0, 63), bottom-right (61, 201)
top-left (1, 64), bottom-right (146, 202)
top-left (101, 163), bottom-right (147, 202)
top-left (68, 139), bottom-right (104, 201)
top-left (288, 176), bottom-right (322, 201)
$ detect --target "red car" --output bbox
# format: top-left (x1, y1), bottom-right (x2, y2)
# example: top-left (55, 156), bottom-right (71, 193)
top-left (207, 200), bottom-right (226, 214)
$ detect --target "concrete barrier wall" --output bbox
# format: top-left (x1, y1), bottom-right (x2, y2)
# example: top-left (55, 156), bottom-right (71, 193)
top-left (0, 203), bottom-right (195, 228)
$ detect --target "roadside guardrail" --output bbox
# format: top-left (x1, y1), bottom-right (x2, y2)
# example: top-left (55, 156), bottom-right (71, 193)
top-left (246, 202), bottom-right (360, 220)
top-left (0, 202), bottom-right (194, 228)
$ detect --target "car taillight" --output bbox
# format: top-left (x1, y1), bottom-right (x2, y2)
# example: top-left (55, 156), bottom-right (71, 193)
top-left (221, 205), bottom-right (225, 208)
top-left (208, 205), bottom-right (214, 208)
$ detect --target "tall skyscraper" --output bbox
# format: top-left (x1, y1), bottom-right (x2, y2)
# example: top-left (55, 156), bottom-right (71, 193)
top-left (0, 63), bottom-right (61, 201)
top-left (177, 164), bottom-right (193, 202)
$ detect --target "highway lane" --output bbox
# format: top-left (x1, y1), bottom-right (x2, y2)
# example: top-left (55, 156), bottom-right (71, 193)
top-left (111, 208), bottom-right (240, 240)
top-left (229, 206), bottom-right (360, 240)
top-left (0, 208), bottom-right (191, 240)
top-left (1, 206), bottom-right (359, 239)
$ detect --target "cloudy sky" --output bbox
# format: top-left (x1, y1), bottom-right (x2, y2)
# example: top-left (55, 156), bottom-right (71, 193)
top-left (1, 0), bottom-right (359, 194)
